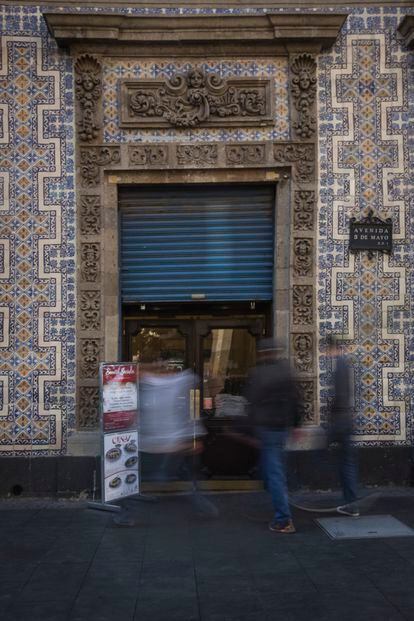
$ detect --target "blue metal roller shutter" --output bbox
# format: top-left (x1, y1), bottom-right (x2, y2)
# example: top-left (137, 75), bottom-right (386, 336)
top-left (119, 184), bottom-right (274, 303)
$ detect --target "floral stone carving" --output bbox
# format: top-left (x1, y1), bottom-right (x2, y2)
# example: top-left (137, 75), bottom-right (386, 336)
top-left (80, 196), bottom-right (101, 236)
top-left (80, 290), bottom-right (101, 331)
top-left (292, 334), bottom-right (313, 373)
top-left (293, 238), bottom-right (313, 277)
top-left (225, 144), bottom-right (265, 165)
top-left (176, 144), bottom-right (218, 166)
top-left (78, 386), bottom-right (99, 428)
top-left (273, 143), bottom-right (315, 183)
top-left (80, 147), bottom-right (121, 188)
top-left (121, 69), bottom-right (273, 128)
top-left (129, 145), bottom-right (168, 166)
top-left (297, 380), bottom-right (315, 423)
top-left (80, 338), bottom-right (100, 378)
top-left (293, 285), bottom-right (313, 325)
top-left (290, 54), bottom-right (317, 139)
top-left (75, 54), bottom-right (102, 143)
top-left (80, 243), bottom-right (100, 282)
top-left (294, 191), bottom-right (315, 231)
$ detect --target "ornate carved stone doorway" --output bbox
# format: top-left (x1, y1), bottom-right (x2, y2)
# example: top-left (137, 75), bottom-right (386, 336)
top-left (44, 11), bottom-right (346, 446)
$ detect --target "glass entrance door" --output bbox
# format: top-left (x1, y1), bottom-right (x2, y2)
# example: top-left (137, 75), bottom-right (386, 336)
top-left (195, 319), bottom-right (262, 479)
top-left (124, 313), bottom-right (265, 483)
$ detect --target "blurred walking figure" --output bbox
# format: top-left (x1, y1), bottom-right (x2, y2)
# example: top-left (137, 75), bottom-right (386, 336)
top-left (325, 335), bottom-right (359, 516)
top-left (139, 361), bottom-right (218, 517)
top-left (245, 338), bottom-right (301, 534)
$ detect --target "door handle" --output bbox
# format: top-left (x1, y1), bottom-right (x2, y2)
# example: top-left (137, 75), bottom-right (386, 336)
top-left (189, 389), bottom-right (195, 420)
top-left (195, 388), bottom-right (200, 420)
top-left (189, 389), bottom-right (200, 420)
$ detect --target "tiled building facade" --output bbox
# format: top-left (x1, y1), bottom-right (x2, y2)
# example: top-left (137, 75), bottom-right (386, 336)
top-left (0, 1), bottom-right (413, 493)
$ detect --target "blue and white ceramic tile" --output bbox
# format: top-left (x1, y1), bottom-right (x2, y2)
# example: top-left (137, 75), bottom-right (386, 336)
top-left (0, 4), bottom-right (413, 453)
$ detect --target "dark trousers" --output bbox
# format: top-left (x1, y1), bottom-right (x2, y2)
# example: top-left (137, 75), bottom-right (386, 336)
top-left (338, 436), bottom-right (358, 503)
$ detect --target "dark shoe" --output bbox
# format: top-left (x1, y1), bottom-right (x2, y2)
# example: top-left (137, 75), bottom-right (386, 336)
top-left (337, 504), bottom-right (360, 517)
top-left (269, 519), bottom-right (296, 533)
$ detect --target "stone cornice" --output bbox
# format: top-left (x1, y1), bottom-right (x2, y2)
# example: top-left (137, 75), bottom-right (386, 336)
top-left (10, 0), bottom-right (414, 6)
top-left (44, 12), bottom-right (347, 55)
top-left (398, 16), bottom-right (414, 49)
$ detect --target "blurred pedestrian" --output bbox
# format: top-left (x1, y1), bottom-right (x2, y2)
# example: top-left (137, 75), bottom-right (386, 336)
top-left (139, 361), bottom-right (218, 517)
top-left (245, 338), bottom-right (301, 534)
top-left (325, 335), bottom-right (359, 516)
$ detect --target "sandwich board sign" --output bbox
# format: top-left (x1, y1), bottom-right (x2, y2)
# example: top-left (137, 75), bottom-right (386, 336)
top-left (89, 362), bottom-right (139, 512)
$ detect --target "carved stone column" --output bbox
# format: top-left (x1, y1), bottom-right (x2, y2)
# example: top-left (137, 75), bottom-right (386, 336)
top-left (274, 50), bottom-right (318, 425)
top-left (74, 53), bottom-right (118, 429)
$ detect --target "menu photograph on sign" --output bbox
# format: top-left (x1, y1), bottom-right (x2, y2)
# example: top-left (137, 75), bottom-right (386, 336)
top-left (103, 430), bottom-right (139, 502)
top-left (102, 364), bottom-right (138, 432)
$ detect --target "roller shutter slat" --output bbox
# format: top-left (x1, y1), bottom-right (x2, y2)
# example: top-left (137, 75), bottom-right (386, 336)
top-left (119, 184), bottom-right (274, 302)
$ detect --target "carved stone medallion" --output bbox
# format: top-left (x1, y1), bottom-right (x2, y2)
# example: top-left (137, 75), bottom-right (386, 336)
top-left (290, 54), bottom-right (317, 139)
top-left (294, 191), bottom-right (315, 231)
top-left (129, 145), bottom-right (168, 167)
top-left (80, 338), bottom-right (100, 378)
top-left (293, 238), bottom-right (313, 277)
top-left (292, 333), bottom-right (313, 373)
top-left (74, 54), bottom-right (102, 143)
top-left (273, 143), bottom-right (314, 183)
top-left (80, 147), bottom-right (121, 188)
top-left (121, 69), bottom-right (273, 128)
top-left (78, 386), bottom-right (99, 428)
top-left (80, 243), bottom-right (100, 282)
top-left (293, 285), bottom-right (313, 325)
top-left (80, 290), bottom-right (101, 331)
top-left (225, 144), bottom-right (265, 165)
top-left (176, 144), bottom-right (218, 166)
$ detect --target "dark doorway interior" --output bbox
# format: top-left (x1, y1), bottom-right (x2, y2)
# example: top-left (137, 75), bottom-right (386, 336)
top-left (123, 302), bottom-right (271, 484)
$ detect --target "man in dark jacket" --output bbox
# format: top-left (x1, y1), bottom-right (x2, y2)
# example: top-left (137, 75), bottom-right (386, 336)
top-left (245, 338), bottom-right (301, 533)
top-left (326, 335), bottom-right (359, 516)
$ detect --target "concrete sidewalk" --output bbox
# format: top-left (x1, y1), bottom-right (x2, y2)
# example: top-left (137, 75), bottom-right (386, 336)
top-left (2, 489), bottom-right (414, 621)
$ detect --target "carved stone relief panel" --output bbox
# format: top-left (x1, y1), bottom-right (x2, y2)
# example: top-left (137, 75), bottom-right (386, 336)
top-left (225, 144), bottom-right (266, 165)
top-left (273, 143), bottom-right (315, 183)
top-left (74, 54), bottom-right (102, 143)
top-left (293, 238), bottom-right (313, 277)
top-left (290, 53), bottom-right (317, 140)
top-left (297, 380), bottom-right (315, 424)
top-left (80, 338), bottom-right (101, 379)
top-left (129, 145), bottom-right (169, 166)
top-left (80, 195), bottom-right (101, 236)
top-left (78, 386), bottom-right (100, 429)
top-left (292, 334), bottom-right (313, 373)
top-left (176, 144), bottom-right (218, 166)
top-left (120, 69), bottom-right (273, 128)
top-left (80, 290), bottom-right (101, 331)
top-left (80, 146), bottom-right (121, 188)
top-left (80, 242), bottom-right (100, 282)
top-left (293, 285), bottom-right (313, 325)
top-left (293, 190), bottom-right (315, 231)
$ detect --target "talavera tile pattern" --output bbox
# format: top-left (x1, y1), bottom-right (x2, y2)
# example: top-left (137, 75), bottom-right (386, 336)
top-left (0, 7), bottom-right (75, 455)
top-left (317, 9), bottom-right (413, 444)
top-left (0, 4), bottom-right (413, 454)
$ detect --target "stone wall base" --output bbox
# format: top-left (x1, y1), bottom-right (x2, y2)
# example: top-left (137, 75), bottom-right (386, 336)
top-left (0, 448), bottom-right (412, 497)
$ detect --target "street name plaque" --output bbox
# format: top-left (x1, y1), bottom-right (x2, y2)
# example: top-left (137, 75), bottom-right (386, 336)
top-left (349, 210), bottom-right (392, 258)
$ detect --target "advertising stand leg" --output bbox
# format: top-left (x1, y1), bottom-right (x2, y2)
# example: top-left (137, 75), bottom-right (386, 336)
top-left (88, 363), bottom-right (140, 513)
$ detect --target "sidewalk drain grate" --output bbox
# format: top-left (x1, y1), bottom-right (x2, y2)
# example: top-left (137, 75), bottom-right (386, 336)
top-left (315, 515), bottom-right (414, 540)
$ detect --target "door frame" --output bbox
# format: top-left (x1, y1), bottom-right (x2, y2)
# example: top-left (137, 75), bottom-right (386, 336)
top-left (96, 168), bottom-right (317, 434)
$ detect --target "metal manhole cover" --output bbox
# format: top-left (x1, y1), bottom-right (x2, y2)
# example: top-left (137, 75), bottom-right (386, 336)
top-left (316, 515), bottom-right (414, 540)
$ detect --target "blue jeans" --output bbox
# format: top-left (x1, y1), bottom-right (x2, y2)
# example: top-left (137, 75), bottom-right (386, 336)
top-left (338, 437), bottom-right (358, 503)
top-left (257, 428), bottom-right (291, 525)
